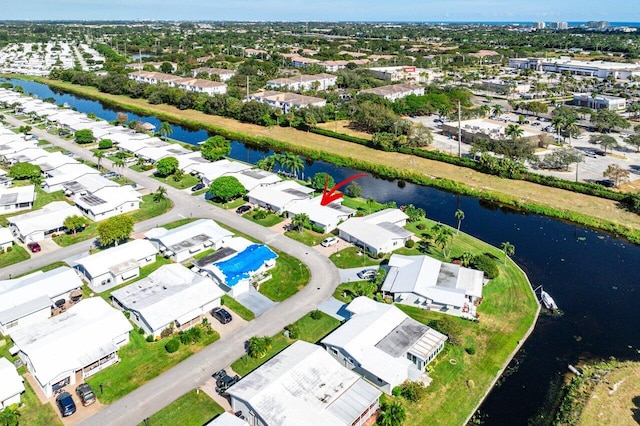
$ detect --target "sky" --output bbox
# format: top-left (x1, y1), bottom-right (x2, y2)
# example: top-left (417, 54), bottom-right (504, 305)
top-left (1, 0), bottom-right (639, 22)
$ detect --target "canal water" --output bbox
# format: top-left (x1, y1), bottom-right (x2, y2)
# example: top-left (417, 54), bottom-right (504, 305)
top-left (5, 78), bottom-right (640, 425)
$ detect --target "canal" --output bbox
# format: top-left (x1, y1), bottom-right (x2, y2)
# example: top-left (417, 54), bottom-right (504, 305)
top-left (5, 78), bottom-right (640, 425)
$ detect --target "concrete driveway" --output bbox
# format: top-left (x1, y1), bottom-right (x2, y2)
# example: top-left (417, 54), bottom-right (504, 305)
top-left (338, 266), bottom-right (380, 283)
top-left (236, 290), bottom-right (277, 317)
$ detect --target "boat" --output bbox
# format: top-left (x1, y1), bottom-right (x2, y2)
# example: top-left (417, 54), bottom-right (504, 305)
top-left (540, 290), bottom-right (558, 310)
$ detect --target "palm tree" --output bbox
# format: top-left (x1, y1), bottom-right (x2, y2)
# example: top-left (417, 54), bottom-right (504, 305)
top-left (0, 405), bottom-right (20, 426)
top-left (551, 116), bottom-right (564, 141)
top-left (158, 121), bottom-right (173, 141)
top-left (500, 241), bottom-right (515, 264)
top-left (505, 124), bottom-right (524, 142)
top-left (563, 118), bottom-right (580, 146)
top-left (93, 150), bottom-right (105, 171)
top-left (113, 157), bottom-right (125, 176)
top-left (434, 226), bottom-right (454, 258)
top-left (479, 104), bottom-right (491, 117)
top-left (291, 213), bottom-right (310, 233)
top-left (460, 251), bottom-right (474, 267)
top-left (153, 186), bottom-right (167, 203)
top-left (285, 153), bottom-right (304, 179)
top-left (377, 402), bottom-right (406, 426)
top-left (256, 156), bottom-right (276, 171)
top-left (454, 209), bottom-right (465, 234)
top-left (366, 197), bottom-right (376, 214)
top-left (492, 104), bottom-right (504, 118)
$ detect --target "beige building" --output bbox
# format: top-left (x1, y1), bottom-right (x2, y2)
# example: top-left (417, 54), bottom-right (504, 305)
top-left (442, 118), bottom-right (553, 146)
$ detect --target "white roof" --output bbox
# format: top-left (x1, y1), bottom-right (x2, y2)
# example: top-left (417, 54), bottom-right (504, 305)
top-left (176, 150), bottom-right (208, 172)
top-left (145, 219), bottom-right (232, 254)
top-left (44, 163), bottom-right (100, 187)
top-left (227, 341), bottom-right (381, 426)
top-left (0, 185), bottom-right (35, 207)
top-left (34, 152), bottom-right (78, 171)
top-left (286, 196), bottom-right (355, 227)
top-left (0, 357), bottom-right (24, 403)
top-left (205, 412), bottom-right (248, 426)
top-left (0, 266), bottom-right (83, 325)
top-left (110, 264), bottom-right (224, 332)
top-left (76, 185), bottom-right (141, 215)
top-left (191, 159), bottom-right (252, 182)
top-left (337, 208), bottom-right (412, 249)
top-left (9, 201), bottom-right (83, 238)
top-left (247, 180), bottom-right (313, 211)
top-left (232, 169), bottom-right (281, 192)
top-left (116, 138), bottom-right (150, 153)
top-left (0, 227), bottom-right (13, 245)
top-left (321, 297), bottom-right (446, 388)
top-left (11, 297), bottom-right (132, 386)
top-left (71, 239), bottom-right (158, 279)
top-left (6, 147), bottom-right (49, 163)
top-left (382, 254), bottom-right (484, 302)
top-left (63, 173), bottom-right (119, 194)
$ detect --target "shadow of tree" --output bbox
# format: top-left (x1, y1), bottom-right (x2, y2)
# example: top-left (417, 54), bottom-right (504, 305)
top-left (631, 395), bottom-right (640, 424)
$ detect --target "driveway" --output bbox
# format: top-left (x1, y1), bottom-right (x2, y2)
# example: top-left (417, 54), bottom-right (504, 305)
top-left (317, 297), bottom-right (350, 321)
top-left (338, 266), bottom-right (380, 283)
top-left (236, 290), bottom-right (277, 316)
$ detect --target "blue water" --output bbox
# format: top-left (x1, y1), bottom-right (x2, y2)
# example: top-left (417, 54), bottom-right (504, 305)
top-left (4, 78), bottom-right (640, 425)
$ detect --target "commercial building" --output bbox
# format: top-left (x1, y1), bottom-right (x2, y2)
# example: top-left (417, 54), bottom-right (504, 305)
top-left (337, 209), bottom-right (412, 256)
top-left (509, 57), bottom-right (640, 80)
top-left (0, 358), bottom-right (24, 410)
top-left (573, 93), bottom-right (626, 110)
top-left (549, 21), bottom-right (569, 30)
top-left (321, 297), bottom-right (447, 394)
top-left (246, 91), bottom-right (326, 114)
top-left (8, 201), bottom-right (83, 242)
top-left (227, 340), bottom-right (381, 426)
top-left (128, 71), bottom-right (227, 95)
top-left (110, 264), bottom-right (224, 338)
top-left (11, 297), bottom-right (132, 397)
top-left (441, 118), bottom-right (552, 146)
top-left (368, 66), bottom-right (431, 84)
top-left (382, 254), bottom-right (484, 318)
top-left (191, 67), bottom-right (236, 82)
top-left (359, 83), bottom-right (425, 101)
top-left (266, 73), bottom-right (337, 91)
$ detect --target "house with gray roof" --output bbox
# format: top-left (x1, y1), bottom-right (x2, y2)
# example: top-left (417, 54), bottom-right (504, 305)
top-left (381, 254), bottom-right (484, 318)
top-left (321, 297), bottom-right (447, 394)
top-left (0, 357), bottom-right (24, 410)
top-left (0, 184), bottom-right (35, 214)
top-left (8, 201), bottom-right (83, 242)
top-left (227, 340), bottom-right (381, 426)
top-left (337, 208), bottom-right (412, 255)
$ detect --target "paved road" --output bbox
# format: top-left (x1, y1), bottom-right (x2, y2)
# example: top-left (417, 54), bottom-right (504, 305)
top-left (3, 115), bottom-right (340, 425)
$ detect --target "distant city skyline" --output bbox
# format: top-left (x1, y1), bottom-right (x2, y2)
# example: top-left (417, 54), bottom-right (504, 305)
top-left (2, 0), bottom-right (640, 23)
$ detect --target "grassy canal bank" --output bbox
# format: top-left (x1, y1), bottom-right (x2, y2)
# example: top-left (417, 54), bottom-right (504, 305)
top-left (15, 76), bottom-right (640, 244)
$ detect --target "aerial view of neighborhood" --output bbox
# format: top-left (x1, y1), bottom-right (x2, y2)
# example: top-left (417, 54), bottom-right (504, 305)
top-left (0, 1), bottom-right (639, 425)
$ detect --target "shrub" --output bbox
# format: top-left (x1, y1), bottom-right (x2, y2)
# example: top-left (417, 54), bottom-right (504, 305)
top-left (137, 326), bottom-right (145, 334)
top-left (123, 311), bottom-right (131, 319)
top-left (164, 338), bottom-right (180, 353)
top-left (253, 208), bottom-right (268, 220)
top-left (399, 381), bottom-right (427, 402)
top-left (472, 254), bottom-right (500, 279)
top-left (311, 224), bottom-right (325, 234)
top-left (179, 327), bottom-right (203, 344)
top-left (247, 335), bottom-right (273, 358)
top-left (98, 139), bottom-right (113, 149)
top-left (405, 239), bottom-right (415, 248)
top-left (160, 327), bottom-right (174, 339)
top-left (5, 246), bottom-right (11, 253)
top-left (416, 222), bottom-right (427, 230)
top-left (285, 323), bottom-right (299, 339)
top-left (146, 335), bottom-right (155, 343)
top-left (392, 386), bottom-right (402, 397)
top-left (310, 310), bottom-right (322, 320)
top-left (465, 346), bottom-right (477, 355)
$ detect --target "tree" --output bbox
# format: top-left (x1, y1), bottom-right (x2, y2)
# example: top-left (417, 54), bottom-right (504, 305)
top-left (247, 336), bottom-right (273, 359)
top-left (98, 139), bottom-right (113, 149)
top-left (551, 116), bottom-right (564, 140)
top-left (93, 150), bottom-right (105, 171)
top-left (256, 156), bottom-right (277, 171)
top-left (291, 213), bottom-right (310, 233)
top-left (491, 104), bottom-right (504, 117)
top-left (311, 172), bottom-right (335, 191)
top-left (543, 147), bottom-right (584, 171)
top-left (281, 153), bottom-right (304, 178)
top-left (0, 404), bottom-right (20, 426)
top-left (505, 124), bottom-right (524, 141)
top-left (454, 209), bottom-right (465, 234)
top-left (63, 215), bottom-right (86, 236)
top-left (589, 134), bottom-right (617, 153)
top-left (627, 134), bottom-right (640, 153)
top-left (366, 197), bottom-right (376, 213)
top-left (173, 168), bottom-right (184, 182)
top-left (377, 401), bottom-right (406, 426)
top-left (160, 61), bottom-right (174, 73)
top-left (345, 181), bottom-right (363, 198)
top-left (404, 204), bottom-right (425, 222)
top-left (158, 121), bottom-right (173, 141)
top-left (500, 241), bottom-right (515, 264)
top-left (432, 224), bottom-right (454, 258)
top-left (407, 122), bottom-right (433, 147)
top-left (156, 156), bottom-right (179, 177)
top-left (116, 112), bottom-right (128, 126)
top-left (97, 215), bottom-right (134, 247)
top-left (590, 109), bottom-right (630, 133)
top-left (201, 135), bottom-right (231, 161)
top-left (8, 162), bottom-right (41, 180)
top-left (603, 164), bottom-right (630, 187)
top-left (113, 157), bottom-right (126, 175)
top-left (208, 176), bottom-right (246, 202)
top-left (74, 128), bottom-right (95, 144)
top-left (153, 186), bottom-right (167, 203)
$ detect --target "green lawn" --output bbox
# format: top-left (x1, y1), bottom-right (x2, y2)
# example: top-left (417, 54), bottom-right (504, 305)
top-left (87, 326), bottom-right (220, 404)
top-left (53, 222), bottom-right (98, 247)
top-left (209, 197), bottom-right (246, 210)
top-left (14, 261), bottom-right (67, 278)
top-left (191, 188), bottom-right (208, 197)
top-left (193, 248), bottom-right (214, 260)
top-left (231, 311), bottom-right (340, 377)
top-left (163, 217), bottom-right (198, 230)
top-left (0, 245), bottom-right (30, 268)
top-left (329, 247), bottom-right (383, 269)
top-left (128, 194), bottom-right (173, 223)
top-left (152, 173), bottom-right (200, 190)
top-left (333, 280), bottom-right (378, 303)
top-left (112, 176), bottom-right (136, 186)
top-left (129, 164), bottom-right (146, 172)
top-left (19, 377), bottom-right (63, 426)
top-left (258, 251), bottom-right (310, 302)
top-left (284, 228), bottom-right (330, 246)
top-left (243, 210), bottom-right (284, 227)
top-left (341, 196), bottom-right (388, 215)
top-left (143, 389), bottom-right (224, 426)
top-left (221, 295), bottom-right (255, 321)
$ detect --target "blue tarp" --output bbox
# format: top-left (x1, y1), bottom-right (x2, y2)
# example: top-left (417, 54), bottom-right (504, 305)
top-left (213, 244), bottom-right (278, 287)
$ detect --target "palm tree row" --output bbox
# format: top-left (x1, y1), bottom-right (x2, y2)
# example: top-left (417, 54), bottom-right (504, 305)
top-left (256, 152), bottom-right (305, 179)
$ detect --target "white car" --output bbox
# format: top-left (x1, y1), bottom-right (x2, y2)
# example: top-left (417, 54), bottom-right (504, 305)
top-left (321, 237), bottom-right (339, 247)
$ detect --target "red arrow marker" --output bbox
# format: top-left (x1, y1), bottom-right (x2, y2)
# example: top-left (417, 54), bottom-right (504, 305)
top-left (320, 173), bottom-right (368, 206)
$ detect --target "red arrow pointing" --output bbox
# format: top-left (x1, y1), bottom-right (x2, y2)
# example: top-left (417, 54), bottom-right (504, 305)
top-left (320, 173), bottom-right (368, 206)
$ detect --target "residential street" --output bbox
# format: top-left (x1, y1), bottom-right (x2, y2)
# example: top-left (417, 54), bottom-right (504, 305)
top-left (2, 115), bottom-right (340, 425)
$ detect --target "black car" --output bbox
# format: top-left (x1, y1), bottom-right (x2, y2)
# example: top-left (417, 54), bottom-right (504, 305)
top-left (235, 205), bottom-right (251, 214)
top-left (211, 307), bottom-right (232, 324)
top-left (55, 391), bottom-right (76, 417)
top-left (213, 369), bottom-right (227, 381)
top-left (216, 374), bottom-right (240, 394)
top-left (191, 182), bottom-right (205, 192)
top-left (595, 179), bottom-right (615, 188)
top-left (75, 383), bottom-right (96, 406)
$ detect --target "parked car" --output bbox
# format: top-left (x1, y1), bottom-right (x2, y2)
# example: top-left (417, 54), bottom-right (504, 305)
top-left (357, 269), bottom-right (377, 280)
top-left (212, 369), bottom-right (227, 381)
top-left (321, 236), bottom-right (339, 247)
top-left (27, 242), bottom-right (41, 253)
top-left (595, 150), bottom-right (607, 156)
top-left (216, 374), bottom-right (240, 394)
top-left (211, 307), bottom-right (232, 324)
top-left (101, 171), bottom-right (118, 179)
top-left (191, 182), bottom-right (205, 192)
top-left (595, 179), bottom-right (615, 187)
top-left (75, 383), bottom-right (96, 406)
top-left (235, 205), bottom-right (251, 214)
top-left (55, 391), bottom-right (76, 417)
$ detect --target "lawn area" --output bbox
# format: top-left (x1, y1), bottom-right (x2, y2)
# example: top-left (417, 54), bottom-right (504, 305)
top-left (33, 188), bottom-right (69, 209)
top-left (231, 311), bottom-right (340, 377)
top-left (86, 325), bottom-right (220, 404)
top-left (163, 217), bottom-right (198, 230)
top-left (128, 194), bottom-right (172, 222)
top-left (193, 248), bottom-right (214, 260)
top-left (15, 260), bottom-right (67, 278)
top-left (19, 378), bottom-right (63, 426)
top-left (284, 228), bottom-right (330, 246)
top-left (143, 389), bottom-right (224, 426)
top-left (221, 295), bottom-right (255, 321)
top-left (0, 245), bottom-right (30, 268)
top-left (341, 195), bottom-right (389, 215)
top-left (243, 210), bottom-right (284, 227)
top-left (208, 197), bottom-right (247, 210)
top-left (258, 251), bottom-right (310, 302)
top-left (152, 173), bottom-right (200, 190)
top-left (333, 280), bottom-right (378, 303)
top-left (53, 222), bottom-right (98, 247)
top-left (329, 246), bottom-right (384, 269)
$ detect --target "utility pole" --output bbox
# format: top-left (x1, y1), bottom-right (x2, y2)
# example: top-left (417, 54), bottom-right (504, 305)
top-left (457, 100), bottom-right (462, 158)
top-left (246, 75), bottom-right (249, 98)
